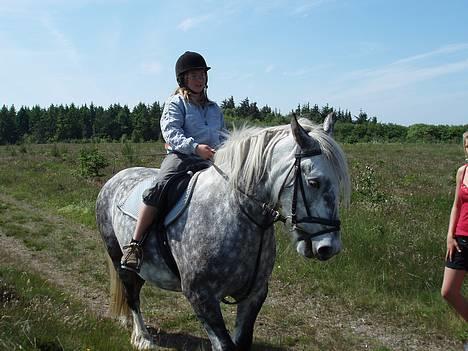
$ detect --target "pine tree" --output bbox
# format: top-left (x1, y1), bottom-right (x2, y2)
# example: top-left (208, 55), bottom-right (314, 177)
top-left (29, 105), bottom-right (47, 143)
top-left (0, 105), bottom-right (18, 144)
top-left (132, 103), bottom-right (152, 141)
top-left (16, 106), bottom-right (30, 139)
top-left (149, 102), bottom-right (162, 140)
top-left (221, 96), bottom-right (235, 109)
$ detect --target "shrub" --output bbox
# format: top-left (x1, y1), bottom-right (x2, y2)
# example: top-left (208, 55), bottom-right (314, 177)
top-left (353, 163), bottom-right (387, 205)
top-left (78, 147), bottom-right (109, 178)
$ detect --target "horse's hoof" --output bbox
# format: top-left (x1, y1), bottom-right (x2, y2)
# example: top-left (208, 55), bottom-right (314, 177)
top-left (131, 331), bottom-right (156, 350)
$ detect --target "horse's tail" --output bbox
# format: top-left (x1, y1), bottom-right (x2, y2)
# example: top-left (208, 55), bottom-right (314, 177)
top-left (107, 255), bottom-right (131, 324)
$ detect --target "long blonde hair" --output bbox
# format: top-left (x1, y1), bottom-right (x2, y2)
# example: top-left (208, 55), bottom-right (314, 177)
top-left (463, 131), bottom-right (468, 158)
top-left (173, 87), bottom-right (209, 106)
top-left (173, 70), bottom-right (209, 106)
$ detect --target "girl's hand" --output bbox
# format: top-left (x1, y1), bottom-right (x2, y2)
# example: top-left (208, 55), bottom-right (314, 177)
top-left (196, 144), bottom-right (216, 160)
top-left (446, 235), bottom-right (461, 262)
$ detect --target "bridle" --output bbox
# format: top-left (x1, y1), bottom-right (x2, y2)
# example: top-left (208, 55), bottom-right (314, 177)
top-left (281, 148), bottom-right (341, 241)
top-left (211, 146), bottom-right (341, 241)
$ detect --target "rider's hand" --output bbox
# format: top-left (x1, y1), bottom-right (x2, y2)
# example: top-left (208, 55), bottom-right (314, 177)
top-left (196, 144), bottom-right (216, 160)
top-left (446, 235), bottom-right (461, 262)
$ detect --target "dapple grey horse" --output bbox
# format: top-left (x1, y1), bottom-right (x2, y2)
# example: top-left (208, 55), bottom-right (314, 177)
top-left (96, 114), bottom-right (350, 351)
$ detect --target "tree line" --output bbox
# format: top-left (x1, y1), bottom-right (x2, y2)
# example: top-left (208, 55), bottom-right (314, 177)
top-left (0, 102), bottom-right (162, 144)
top-left (0, 97), bottom-right (466, 145)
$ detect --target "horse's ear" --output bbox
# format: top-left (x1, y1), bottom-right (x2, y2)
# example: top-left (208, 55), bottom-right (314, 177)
top-left (291, 113), bottom-right (320, 151)
top-left (323, 112), bottom-right (336, 136)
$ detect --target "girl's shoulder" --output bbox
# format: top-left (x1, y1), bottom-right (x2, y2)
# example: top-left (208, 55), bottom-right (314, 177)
top-left (458, 164), bottom-right (468, 173)
top-left (456, 164), bottom-right (468, 182)
top-left (166, 93), bottom-right (185, 105)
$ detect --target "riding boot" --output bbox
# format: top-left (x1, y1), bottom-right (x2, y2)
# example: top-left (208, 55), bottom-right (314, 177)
top-left (121, 205), bottom-right (161, 273)
top-left (121, 241), bottom-right (143, 273)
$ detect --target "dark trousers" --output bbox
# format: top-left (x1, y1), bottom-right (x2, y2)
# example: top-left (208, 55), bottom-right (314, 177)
top-left (142, 152), bottom-right (210, 216)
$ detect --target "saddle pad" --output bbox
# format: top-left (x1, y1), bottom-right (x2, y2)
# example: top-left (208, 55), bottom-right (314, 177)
top-left (117, 176), bottom-right (157, 220)
top-left (117, 171), bottom-right (201, 226)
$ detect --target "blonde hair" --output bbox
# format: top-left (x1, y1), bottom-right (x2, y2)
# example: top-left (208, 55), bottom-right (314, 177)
top-left (463, 131), bottom-right (468, 157)
top-left (173, 71), bottom-right (209, 106)
top-left (173, 86), bottom-right (208, 106)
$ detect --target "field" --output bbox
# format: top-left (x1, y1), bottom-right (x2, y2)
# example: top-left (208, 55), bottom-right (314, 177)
top-left (0, 140), bottom-right (466, 351)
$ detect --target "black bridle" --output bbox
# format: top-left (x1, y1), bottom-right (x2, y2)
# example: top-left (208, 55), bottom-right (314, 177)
top-left (284, 149), bottom-right (341, 241)
top-left (211, 147), bottom-right (341, 241)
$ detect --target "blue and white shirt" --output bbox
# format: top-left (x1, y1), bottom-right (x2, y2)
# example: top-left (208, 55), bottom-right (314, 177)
top-left (160, 94), bottom-right (228, 155)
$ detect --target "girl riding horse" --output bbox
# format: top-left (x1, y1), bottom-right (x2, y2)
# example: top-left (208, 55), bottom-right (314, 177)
top-left (121, 51), bottom-right (228, 273)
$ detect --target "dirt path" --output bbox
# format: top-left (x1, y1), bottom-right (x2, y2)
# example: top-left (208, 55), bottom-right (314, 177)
top-left (0, 192), bottom-right (459, 350)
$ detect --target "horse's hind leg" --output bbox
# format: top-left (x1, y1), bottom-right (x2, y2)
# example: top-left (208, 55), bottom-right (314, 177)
top-left (118, 271), bottom-right (156, 350)
top-left (102, 231), bottom-right (154, 349)
top-left (232, 286), bottom-right (268, 351)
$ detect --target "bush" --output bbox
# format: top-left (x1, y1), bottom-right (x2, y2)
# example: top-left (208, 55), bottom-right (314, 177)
top-left (353, 163), bottom-right (387, 205)
top-left (78, 147), bottom-right (109, 178)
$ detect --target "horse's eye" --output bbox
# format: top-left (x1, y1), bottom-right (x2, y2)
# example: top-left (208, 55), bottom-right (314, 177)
top-left (308, 179), bottom-right (320, 189)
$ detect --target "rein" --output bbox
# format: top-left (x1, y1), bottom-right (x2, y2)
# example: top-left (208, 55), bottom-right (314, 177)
top-left (210, 162), bottom-right (286, 229)
top-left (210, 162), bottom-right (282, 305)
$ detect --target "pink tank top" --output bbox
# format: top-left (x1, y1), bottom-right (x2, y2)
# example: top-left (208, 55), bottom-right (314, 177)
top-left (455, 165), bottom-right (468, 236)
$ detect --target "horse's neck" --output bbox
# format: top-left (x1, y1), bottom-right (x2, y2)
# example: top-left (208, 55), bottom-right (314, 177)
top-left (196, 167), bottom-right (271, 214)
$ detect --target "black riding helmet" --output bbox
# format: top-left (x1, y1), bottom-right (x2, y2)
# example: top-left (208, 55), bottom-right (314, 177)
top-left (175, 51), bottom-right (211, 87)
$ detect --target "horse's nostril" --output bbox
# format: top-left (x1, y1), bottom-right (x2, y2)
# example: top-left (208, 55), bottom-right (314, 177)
top-left (317, 246), bottom-right (333, 259)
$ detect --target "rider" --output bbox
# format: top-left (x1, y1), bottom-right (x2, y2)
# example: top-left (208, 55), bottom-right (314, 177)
top-left (121, 51), bottom-right (228, 273)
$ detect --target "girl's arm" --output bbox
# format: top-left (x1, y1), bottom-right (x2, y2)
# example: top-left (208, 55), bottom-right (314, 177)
top-left (446, 166), bottom-right (464, 261)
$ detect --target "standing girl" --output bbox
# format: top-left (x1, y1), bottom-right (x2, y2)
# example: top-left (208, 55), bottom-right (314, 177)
top-left (441, 131), bottom-right (468, 326)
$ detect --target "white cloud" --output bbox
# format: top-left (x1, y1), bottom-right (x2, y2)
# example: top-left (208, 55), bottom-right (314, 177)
top-left (40, 13), bottom-right (80, 64)
top-left (265, 64), bottom-right (275, 73)
top-left (177, 15), bottom-right (211, 31)
top-left (291, 0), bottom-right (331, 17)
top-left (141, 61), bottom-right (162, 75)
top-left (330, 45), bottom-right (468, 101)
top-left (282, 63), bottom-right (333, 77)
top-left (394, 43), bottom-right (468, 65)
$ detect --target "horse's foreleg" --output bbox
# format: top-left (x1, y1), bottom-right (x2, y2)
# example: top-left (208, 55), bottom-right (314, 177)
top-left (119, 271), bottom-right (154, 350)
top-left (232, 285), bottom-right (268, 351)
top-left (186, 293), bottom-right (236, 351)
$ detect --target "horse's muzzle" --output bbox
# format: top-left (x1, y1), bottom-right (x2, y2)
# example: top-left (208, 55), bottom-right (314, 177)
top-left (296, 233), bottom-right (341, 260)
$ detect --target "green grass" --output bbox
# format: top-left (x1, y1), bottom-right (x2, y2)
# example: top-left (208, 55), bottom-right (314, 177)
top-left (0, 265), bottom-right (131, 351)
top-left (273, 143), bottom-right (467, 341)
top-left (0, 141), bottom-right (467, 349)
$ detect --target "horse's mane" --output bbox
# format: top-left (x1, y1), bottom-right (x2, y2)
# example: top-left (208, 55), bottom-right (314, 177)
top-left (214, 119), bottom-right (351, 206)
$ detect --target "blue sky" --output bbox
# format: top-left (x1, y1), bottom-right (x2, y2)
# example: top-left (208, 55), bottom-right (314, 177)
top-left (1, 0), bottom-right (467, 126)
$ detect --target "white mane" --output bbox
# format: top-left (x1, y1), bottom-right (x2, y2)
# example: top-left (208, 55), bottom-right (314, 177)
top-left (214, 119), bottom-right (351, 206)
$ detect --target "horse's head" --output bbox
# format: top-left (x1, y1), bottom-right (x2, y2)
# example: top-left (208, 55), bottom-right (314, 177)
top-left (214, 115), bottom-right (350, 261)
top-left (271, 113), bottom-right (350, 261)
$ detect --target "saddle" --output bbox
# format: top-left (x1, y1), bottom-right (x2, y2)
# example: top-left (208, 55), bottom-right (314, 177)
top-left (117, 170), bottom-right (201, 227)
top-left (117, 170), bottom-right (202, 279)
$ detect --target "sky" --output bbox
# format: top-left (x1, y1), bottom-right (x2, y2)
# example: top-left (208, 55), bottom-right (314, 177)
top-left (1, 0), bottom-right (467, 126)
